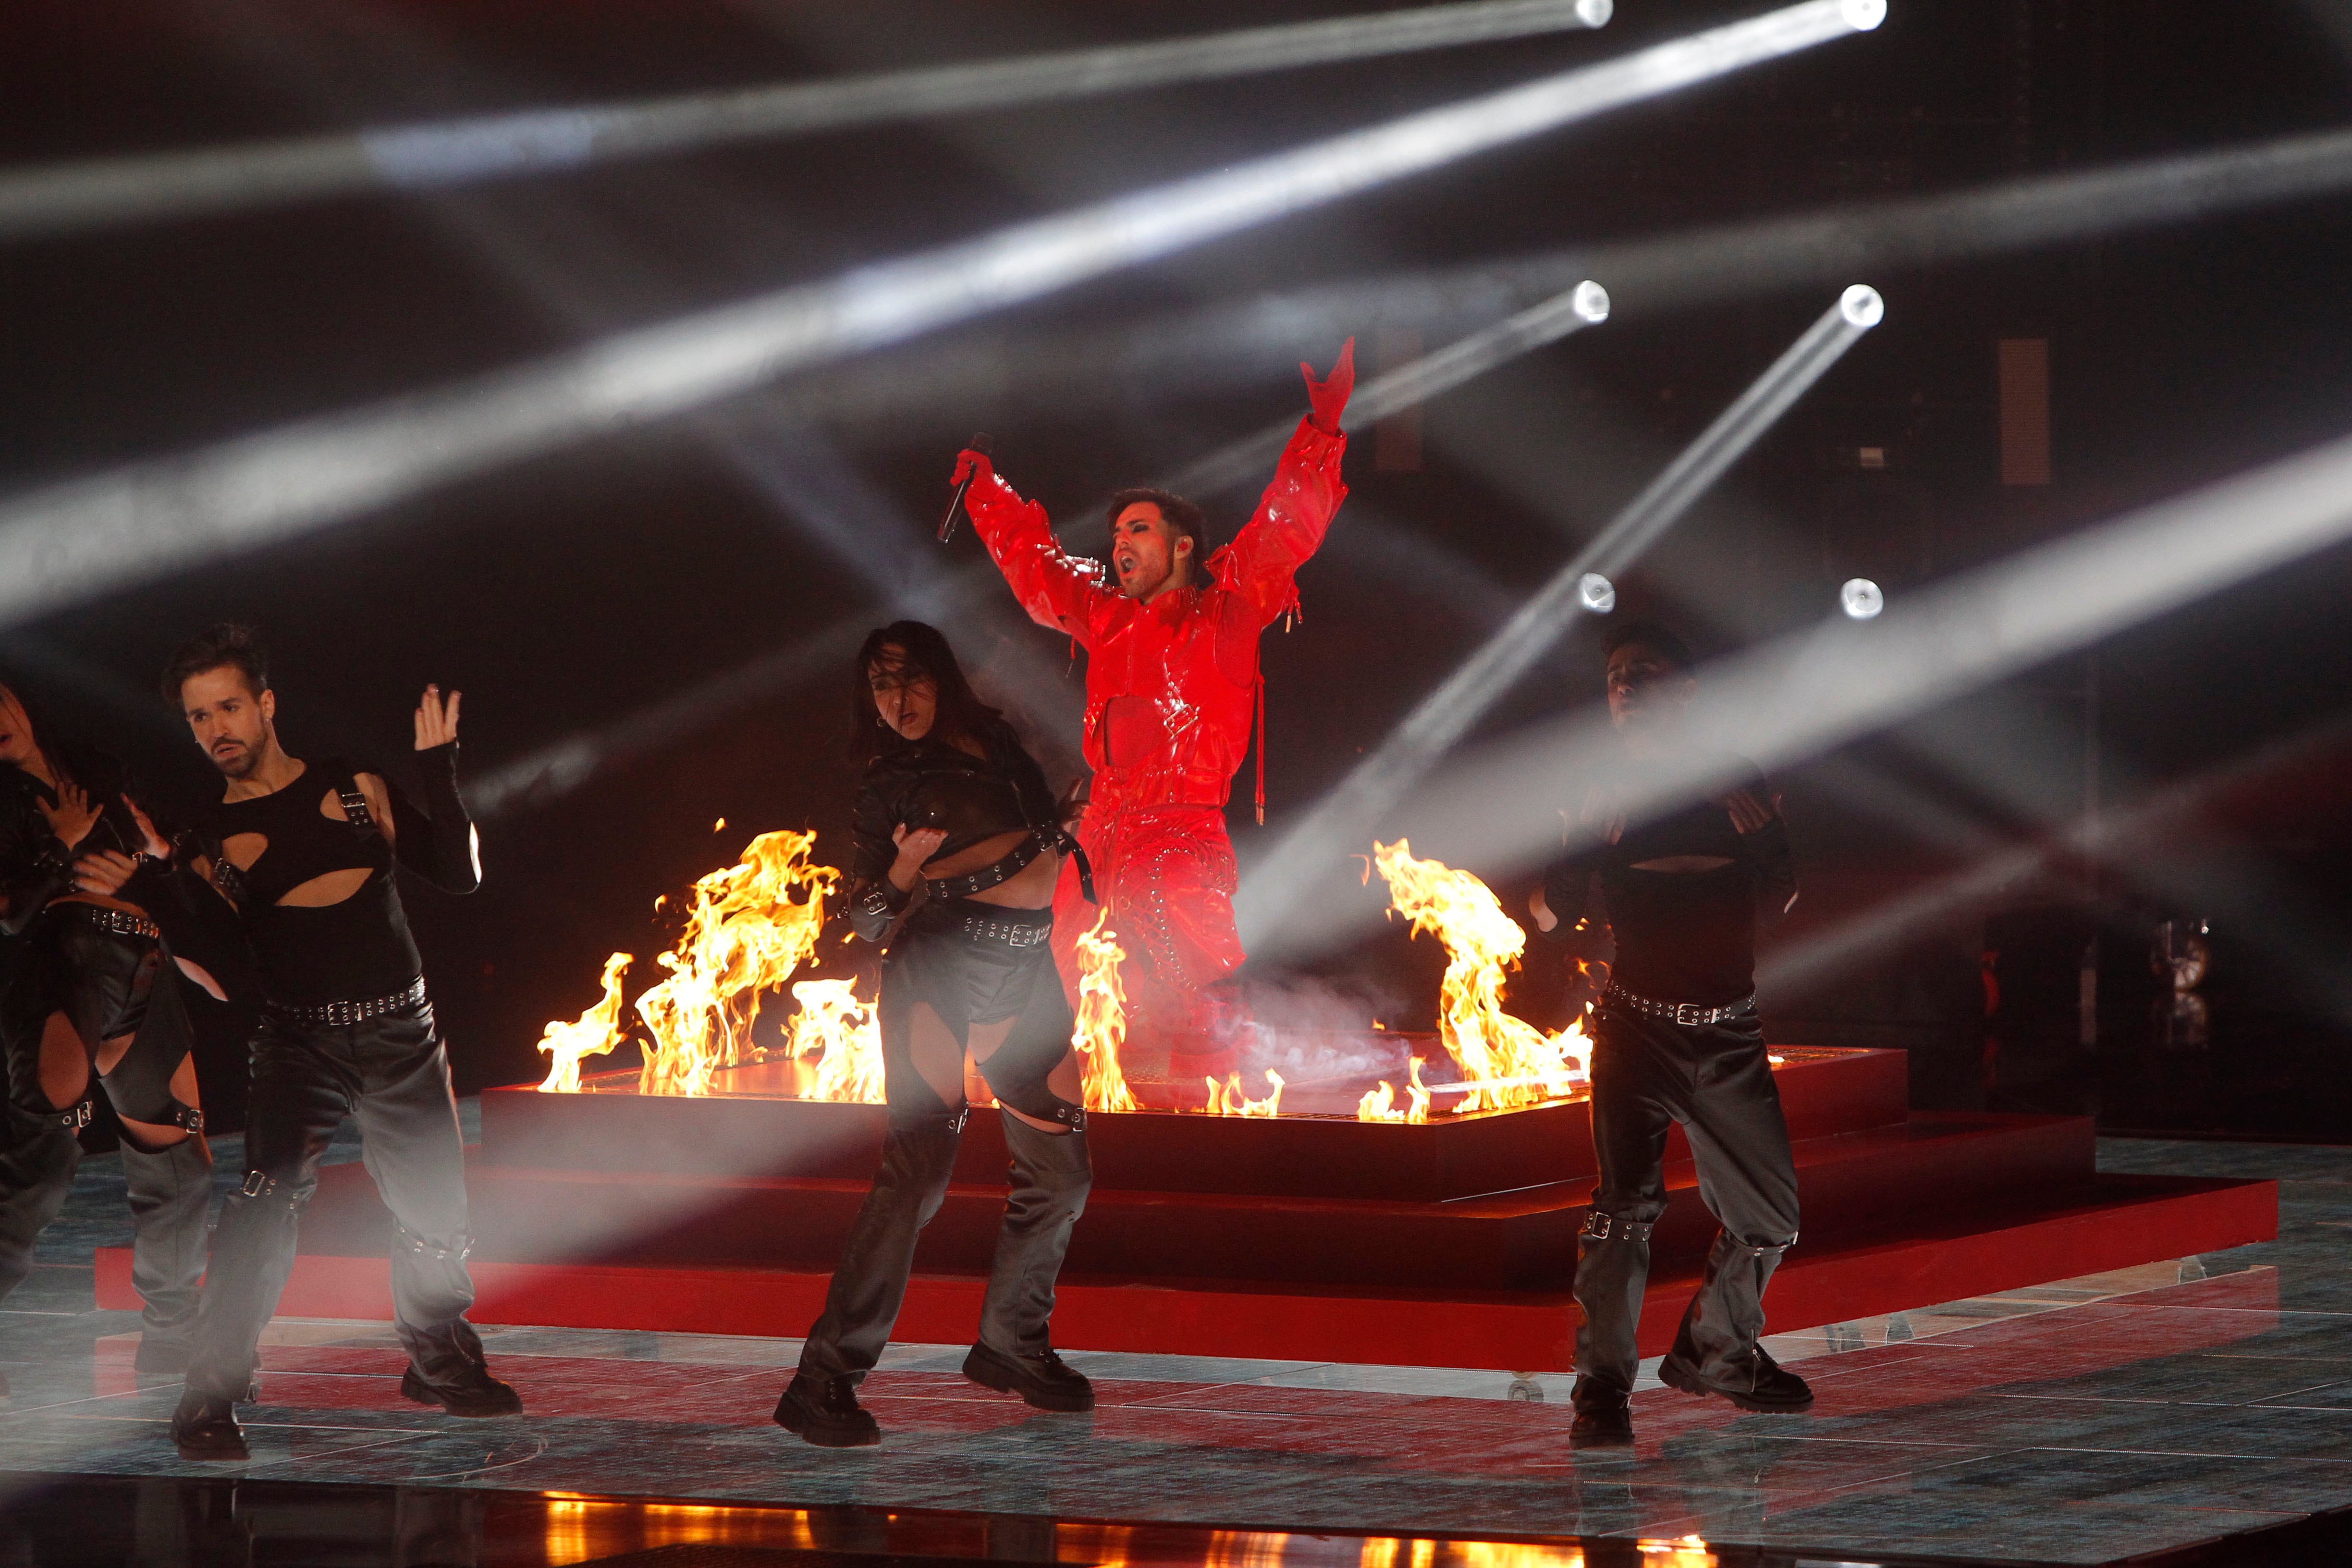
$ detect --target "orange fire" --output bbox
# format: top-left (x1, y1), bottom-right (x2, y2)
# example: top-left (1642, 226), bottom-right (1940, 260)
top-left (1369, 839), bottom-right (1592, 1115)
top-left (1356, 1055), bottom-right (1433, 1123)
top-left (536, 952), bottom-right (630, 1092)
top-left (1205, 1069), bottom-right (1286, 1116)
top-left (634, 829), bottom-right (841, 1096)
top-left (535, 829), bottom-right (846, 1098)
top-left (786, 978), bottom-right (884, 1102)
top-left (1071, 906), bottom-right (1142, 1113)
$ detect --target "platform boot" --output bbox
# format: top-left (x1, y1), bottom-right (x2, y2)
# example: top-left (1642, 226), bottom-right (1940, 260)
top-left (1656, 1229), bottom-right (1813, 1412)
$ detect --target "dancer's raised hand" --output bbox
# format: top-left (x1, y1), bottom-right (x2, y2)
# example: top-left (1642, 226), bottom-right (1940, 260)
top-left (414, 684), bottom-right (462, 750)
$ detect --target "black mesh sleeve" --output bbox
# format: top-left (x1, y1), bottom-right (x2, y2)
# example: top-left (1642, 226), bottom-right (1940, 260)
top-left (384, 743), bottom-right (481, 894)
top-left (1735, 767), bottom-right (1798, 925)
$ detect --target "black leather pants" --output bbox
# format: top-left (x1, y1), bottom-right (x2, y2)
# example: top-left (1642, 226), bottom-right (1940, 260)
top-left (798, 1110), bottom-right (1091, 1381)
top-left (0, 916), bottom-right (210, 1344)
top-left (1572, 1002), bottom-right (1800, 1408)
top-left (799, 920), bottom-right (1092, 1381)
top-left (185, 997), bottom-right (482, 1400)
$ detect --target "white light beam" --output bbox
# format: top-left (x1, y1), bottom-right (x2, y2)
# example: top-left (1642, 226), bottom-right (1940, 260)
top-left (0, 0), bottom-right (1619, 242)
top-left (0, 0), bottom-right (1884, 633)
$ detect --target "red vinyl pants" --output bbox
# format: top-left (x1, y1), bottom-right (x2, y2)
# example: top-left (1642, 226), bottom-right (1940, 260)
top-left (1052, 803), bottom-right (1245, 1081)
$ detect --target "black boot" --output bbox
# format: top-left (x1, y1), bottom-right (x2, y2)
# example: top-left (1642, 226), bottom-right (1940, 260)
top-left (961, 1341), bottom-right (1094, 1412)
top-left (1658, 1231), bottom-right (1810, 1412)
top-left (401, 1361), bottom-right (523, 1417)
top-left (171, 1388), bottom-right (248, 1461)
top-left (1568, 1374), bottom-right (1635, 1448)
top-left (1657, 1347), bottom-right (1814, 1412)
top-left (773, 1371), bottom-right (881, 1447)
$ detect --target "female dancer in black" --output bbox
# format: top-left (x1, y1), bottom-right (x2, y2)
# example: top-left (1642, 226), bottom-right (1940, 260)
top-left (0, 675), bottom-right (212, 1377)
top-left (773, 622), bottom-right (1094, 1447)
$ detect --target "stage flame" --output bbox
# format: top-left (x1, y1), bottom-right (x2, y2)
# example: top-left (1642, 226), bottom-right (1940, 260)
top-left (1072, 906), bottom-right (1142, 1113)
top-left (632, 829), bottom-right (839, 1096)
top-left (536, 952), bottom-right (631, 1092)
top-left (1371, 839), bottom-right (1591, 1114)
top-left (1357, 1055), bottom-right (1433, 1123)
top-left (787, 977), bottom-right (884, 1102)
top-left (1206, 1069), bottom-right (1286, 1117)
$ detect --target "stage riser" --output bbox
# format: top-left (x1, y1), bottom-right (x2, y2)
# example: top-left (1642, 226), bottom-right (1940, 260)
top-left (474, 1047), bottom-right (1908, 1201)
top-left (98, 1175), bottom-right (2275, 1371)
top-left (288, 1110), bottom-right (2093, 1291)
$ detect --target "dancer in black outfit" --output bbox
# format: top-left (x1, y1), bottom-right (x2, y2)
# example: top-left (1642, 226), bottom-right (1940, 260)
top-left (1531, 622), bottom-right (1809, 1448)
top-left (774, 622), bottom-right (1095, 1447)
top-left (75, 626), bottom-right (518, 1459)
top-left (0, 676), bottom-right (213, 1381)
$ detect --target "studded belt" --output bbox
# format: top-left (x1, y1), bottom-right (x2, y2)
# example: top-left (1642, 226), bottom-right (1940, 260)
top-left (62, 905), bottom-right (162, 942)
top-left (267, 977), bottom-right (429, 1028)
top-left (959, 913), bottom-right (1052, 948)
top-left (1602, 983), bottom-right (1756, 1028)
top-left (926, 831), bottom-right (1047, 898)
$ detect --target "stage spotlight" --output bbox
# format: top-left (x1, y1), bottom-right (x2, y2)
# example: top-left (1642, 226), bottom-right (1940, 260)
top-left (1237, 286), bottom-right (1881, 945)
top-left (0, 0), bottom-right (1623, 242)
top-left (1841, 0), bottom-right (1889, 28)
top-left (1839, 284), bottom-right (1885, 326)
top-left (1579, 573), bottom-right (1617, 612)
top-left (0, 3), bottom-right (1879, 629)
top-left (1840, 577), bottom-right (1884, 618)
top-left (1572, 281), bottom-right (1612, 322)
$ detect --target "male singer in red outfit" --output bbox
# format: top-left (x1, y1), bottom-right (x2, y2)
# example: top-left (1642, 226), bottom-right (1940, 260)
top-left (956, 343), bottom-right (1354, 1085)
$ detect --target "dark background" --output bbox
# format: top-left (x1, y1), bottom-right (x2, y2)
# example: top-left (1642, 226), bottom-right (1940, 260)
top-left (5, 0), bottom-right (2350, 1139)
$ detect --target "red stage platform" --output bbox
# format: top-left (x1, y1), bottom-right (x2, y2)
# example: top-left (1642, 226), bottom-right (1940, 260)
top-left (100, 1044), bottom-right (2277, 1370)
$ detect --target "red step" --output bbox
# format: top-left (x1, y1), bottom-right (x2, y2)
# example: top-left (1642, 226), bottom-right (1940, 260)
top-left (95, 1172), bottom-right (2275, 1371)
top-left (477, 1045), bottom-right (1908, 1201)
top-left (283, 1109), bottom-right (2093, 1292)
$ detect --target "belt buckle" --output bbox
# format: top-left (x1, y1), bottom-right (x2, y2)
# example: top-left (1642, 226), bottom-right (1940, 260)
top-left (1674, 1002), bottom-right (1704, 1027)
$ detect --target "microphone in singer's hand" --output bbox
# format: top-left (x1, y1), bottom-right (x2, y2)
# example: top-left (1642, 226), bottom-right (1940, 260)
top-left (938, 433), bottom-right (992, 542)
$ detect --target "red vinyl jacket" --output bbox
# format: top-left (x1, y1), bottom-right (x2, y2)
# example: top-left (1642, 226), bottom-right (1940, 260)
top-left (963, 417), bottom-right (1348, 818)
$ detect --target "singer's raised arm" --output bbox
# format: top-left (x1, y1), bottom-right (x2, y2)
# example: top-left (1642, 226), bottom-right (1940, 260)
top-left (955, 448), bottom-right (1115, 648)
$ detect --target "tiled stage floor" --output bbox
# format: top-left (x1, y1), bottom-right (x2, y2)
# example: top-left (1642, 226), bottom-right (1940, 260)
top-left (0, 1127), bottom-right (2345, 1567)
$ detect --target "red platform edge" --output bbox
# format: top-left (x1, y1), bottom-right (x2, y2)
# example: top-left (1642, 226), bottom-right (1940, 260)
top-left (95, 1172), bottom-right (2276, 1372)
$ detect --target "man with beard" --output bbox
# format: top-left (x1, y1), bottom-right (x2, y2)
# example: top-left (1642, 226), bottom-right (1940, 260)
top-left (954, 343), bottom-right (1353, 1086)
top-left (77, 625), bottom-right (517, 1460)
top-left (1530, 621), bottom-right (1809, 1448)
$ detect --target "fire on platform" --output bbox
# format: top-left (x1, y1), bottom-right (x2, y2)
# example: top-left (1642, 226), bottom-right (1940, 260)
top-left (533, 832), bottom-right (1623, 1122)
